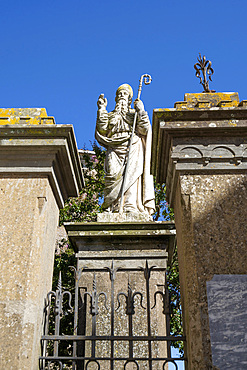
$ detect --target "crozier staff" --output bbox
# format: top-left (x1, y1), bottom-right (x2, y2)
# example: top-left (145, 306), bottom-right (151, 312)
top-left (95, 81), bottom-right (155, 215)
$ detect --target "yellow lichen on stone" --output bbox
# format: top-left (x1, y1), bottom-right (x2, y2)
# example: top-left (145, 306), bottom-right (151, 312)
top-left (238, 100), bottom-right (247, 107)
top-left (0, 108), bottom-right (55, 125)
top-left (184, 92), bottom-right (239, 108)
top-left (195, 101), bottom-right (211, 108)
top-left (174, 101), bottom-right (188, 109)
top-left (228, 120), bottom-right (237, 127)
top-left (217, 100), bottom-right (233, 107)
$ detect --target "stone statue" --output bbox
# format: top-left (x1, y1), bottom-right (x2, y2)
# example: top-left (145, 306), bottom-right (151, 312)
top-left (95, 83), bottom-right (155, 216)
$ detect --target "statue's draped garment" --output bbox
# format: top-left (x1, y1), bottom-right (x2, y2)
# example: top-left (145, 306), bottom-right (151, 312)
top-left (95, 107), bottom-right (155, 214)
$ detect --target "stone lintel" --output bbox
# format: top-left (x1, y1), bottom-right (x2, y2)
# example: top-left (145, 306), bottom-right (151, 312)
top-left (65, 221), bottom-right (176, 266)
top-left (0, 124), bottom-right (84, 207)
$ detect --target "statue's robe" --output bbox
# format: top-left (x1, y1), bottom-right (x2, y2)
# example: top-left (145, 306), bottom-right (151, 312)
top-left (95, 107), bottom-right (155, 214)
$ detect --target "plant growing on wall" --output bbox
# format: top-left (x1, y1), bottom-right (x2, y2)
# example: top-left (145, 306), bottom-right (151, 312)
top-left (60, 143), bottom-right (105, 224)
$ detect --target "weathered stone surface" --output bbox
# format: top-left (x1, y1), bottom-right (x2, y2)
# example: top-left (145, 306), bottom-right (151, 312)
top-left (0, 108), bottom-right (54, 125)
top-left (152, 93), bottom-right (247, 205)
top-left (175, 173), bottom-right (247, 369)
top-left (97, 211), bottom-right (153, 222)
top-left (0, 115), bottom-right (84, 369)
top-left (65, 221), bottom-right (176, 265)
top-left (0, 177), bottom-right (59, 370)
top-left (184, 92), bottom-right (239, 107)
top-left (0, 124), bottom-right (84, 207)
top-left (207, 275), bottom-right (247, 369)
top-left (152, 92), bottom-right (247, 369)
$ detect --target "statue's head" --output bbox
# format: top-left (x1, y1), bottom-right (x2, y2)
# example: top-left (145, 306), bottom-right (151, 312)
top-left (115, 84), bottom-right (133, 109)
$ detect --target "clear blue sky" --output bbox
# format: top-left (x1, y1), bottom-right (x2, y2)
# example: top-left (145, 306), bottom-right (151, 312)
top-left (0, 0), bottom-right (246, 151)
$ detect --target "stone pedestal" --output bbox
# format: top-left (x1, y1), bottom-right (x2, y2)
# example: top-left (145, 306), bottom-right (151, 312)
top-left (152, 93), bottom-right (247, 369)
top-left (65, 221), bottom-right (176, 369)
top-left (0, 109), bottom-right (83, 369)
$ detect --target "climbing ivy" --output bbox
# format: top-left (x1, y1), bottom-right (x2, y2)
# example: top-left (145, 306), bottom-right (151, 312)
top-left (59, 143), bottom-right (105, 224)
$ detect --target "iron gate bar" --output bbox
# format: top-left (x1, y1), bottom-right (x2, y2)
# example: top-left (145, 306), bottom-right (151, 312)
top-left (117, 278), bottom-right (145, 361)
top-left (41, 335), bottom-right (185, 341)
top-left (40, 356), bottom-right (186, 361)
top-left (40, 357), bottom-right (187, 364)
top-left (40, 359), bottom-right (186, 370)
top-left (83, 273), bottom-right (107, 359)
top-left (71, 266), bottom-right (83, 370)
top-left (40, 256), bottom-right (186, 369)
top-left (140, 260), bottom-right (155, 369)
top-left (105, 260), bottom-right (119, 370)
top-left (78, 268), bottom-right (167, 272)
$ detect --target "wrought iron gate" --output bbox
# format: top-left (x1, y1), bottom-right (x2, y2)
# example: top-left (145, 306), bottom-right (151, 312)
top-left (39, 260), bottom-right (186, 369)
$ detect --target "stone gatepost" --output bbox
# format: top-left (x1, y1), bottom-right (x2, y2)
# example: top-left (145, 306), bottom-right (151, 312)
top-left (0, 109), bottom-right (83, 370)
top-left (152, 92), bottom-right (247, 369)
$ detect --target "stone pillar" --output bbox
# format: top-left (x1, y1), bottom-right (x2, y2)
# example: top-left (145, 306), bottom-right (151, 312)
top-left (65, 220), bottom-right (176, 369)
top-left (0, 109), bottom-right (83, 370)
top-left (152, 93), bottom-right (247, 369)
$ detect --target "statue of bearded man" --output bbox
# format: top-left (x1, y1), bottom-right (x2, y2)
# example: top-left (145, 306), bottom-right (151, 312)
top-left (95, 83), bottom-right (155, 216)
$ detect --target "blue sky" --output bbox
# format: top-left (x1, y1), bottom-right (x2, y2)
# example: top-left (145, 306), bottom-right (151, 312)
top-left (1, 0), bottom-right (247, 151)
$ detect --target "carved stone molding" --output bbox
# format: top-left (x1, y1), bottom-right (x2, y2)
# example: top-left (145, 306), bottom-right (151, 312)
top-left (166, 139), bottom-right (247, 205)
top-left (0, 124), bottom-right (84, 207)
top-left (151, 92), bottom-right (247, 206)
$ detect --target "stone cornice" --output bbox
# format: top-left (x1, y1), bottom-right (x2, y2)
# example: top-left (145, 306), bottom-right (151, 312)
top-left (0, 124), bottom-right (84, 208)
top-left (65, 221), bottom-right (176, 267)
top-left (152, 93), bottom-right (247, 206)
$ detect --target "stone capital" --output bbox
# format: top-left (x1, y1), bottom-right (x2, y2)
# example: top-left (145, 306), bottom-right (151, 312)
top-left (0, 122), bottom-right (84, 207)
top-left (152, 92), bottom-right (247, 206)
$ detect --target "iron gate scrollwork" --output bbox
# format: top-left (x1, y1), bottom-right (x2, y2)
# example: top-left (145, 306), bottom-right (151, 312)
top-left (39, 259), bottom-right (186, 369)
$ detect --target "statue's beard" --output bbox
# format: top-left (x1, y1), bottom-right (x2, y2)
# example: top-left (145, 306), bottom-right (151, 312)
top-left (115, 99), bottom-right (129, 114)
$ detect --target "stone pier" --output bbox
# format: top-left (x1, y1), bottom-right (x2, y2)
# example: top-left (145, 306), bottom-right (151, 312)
top-left (65, 220), bottom-right (176, 369)
top-left (0, 109), bottom-right (83, 369)
top-left (152, 92), bottom-right (247, 369)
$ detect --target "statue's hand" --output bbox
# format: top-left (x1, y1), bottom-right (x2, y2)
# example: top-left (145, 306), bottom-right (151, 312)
top-left (134, 98), bottom-right (145, 113)
top-left (97, 94), bottom-right (108, 109)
